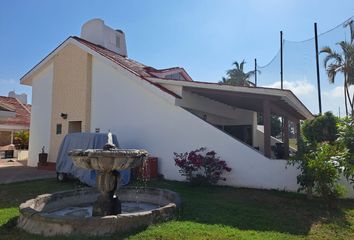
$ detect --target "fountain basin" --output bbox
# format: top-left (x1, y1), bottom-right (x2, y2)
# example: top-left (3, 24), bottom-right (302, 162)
top-left (68, 149), bottom-right (148, 171)
top-left (18, 187), bottom-right (181, 237)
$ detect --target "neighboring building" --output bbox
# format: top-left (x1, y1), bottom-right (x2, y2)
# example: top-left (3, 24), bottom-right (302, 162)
top-left (0, 93), bottom-right (30, 147)
top-left (21, 19), bottom-right (316, 193)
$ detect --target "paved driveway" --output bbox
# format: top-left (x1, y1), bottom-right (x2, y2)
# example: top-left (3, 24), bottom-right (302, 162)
top-left (0, 159), bottom-right (56, 184)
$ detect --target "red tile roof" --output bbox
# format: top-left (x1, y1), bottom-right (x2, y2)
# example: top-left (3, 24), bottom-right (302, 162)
top-left (73, 36), bottom-right (157, 78)
top-left (72, 36), bottom-right (182, 98)
top-left (73, 36), bottom-right (193, 80)
top-left (0, 96), bottom-right (31, 127)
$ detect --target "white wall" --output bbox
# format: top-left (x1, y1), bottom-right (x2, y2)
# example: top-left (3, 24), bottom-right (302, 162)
top-left (28, 64), bottom-right (53, 166)
top-left (81, 19), bottom-right (127, 57)
top-left (91, 57), bottom-right (302, 192)
top-left (177, 90), bottom-right (254, 125)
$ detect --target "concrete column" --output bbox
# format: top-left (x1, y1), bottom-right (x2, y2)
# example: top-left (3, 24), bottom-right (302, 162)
top-left (263, 100), bottom-right (271, 158)
top-left (283, 117), bottom-right (289, 159)
top-left (296, 120), bottom-right (301, 148)
top-left (252, 112), bottom-right (258, 148)
top-left (10, 130), bottom-right (14, 144)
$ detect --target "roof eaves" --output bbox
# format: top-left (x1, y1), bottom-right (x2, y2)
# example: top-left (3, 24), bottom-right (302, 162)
top-left (71, 37), bottom-right (181, 99)
top-left (20, 37), bottom-right (71, 85)
top-left (148, 77), bottom-right (313, 119)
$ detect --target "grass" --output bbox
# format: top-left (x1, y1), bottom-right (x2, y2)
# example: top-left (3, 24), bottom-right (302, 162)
top-left (289, 138), bottom-right (298, 150)
top-left (0, 179), bottom-right (353, 239)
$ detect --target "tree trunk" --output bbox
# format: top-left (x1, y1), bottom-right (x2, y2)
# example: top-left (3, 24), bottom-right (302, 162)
top-left (307, 185), bottom-right (313, 199)
top-left (344, 75), bottom-right (349, 116)
top-left (344, 76), bottom-right (354, 116)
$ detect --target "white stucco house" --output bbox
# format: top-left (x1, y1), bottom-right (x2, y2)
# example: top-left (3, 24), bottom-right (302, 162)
top-left (21, 19), bottom-right (352, 196)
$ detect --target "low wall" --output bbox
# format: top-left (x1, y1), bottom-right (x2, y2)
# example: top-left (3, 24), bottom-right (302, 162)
top-left (17, 150), bottom-right (29, 161)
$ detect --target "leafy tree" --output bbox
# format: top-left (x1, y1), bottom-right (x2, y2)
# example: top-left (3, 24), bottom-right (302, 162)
top-left (320, 22), bottom-right (354, 116)
top-left (301, 112), bottom-right (338, 143)
top-left (257, 114), bottom-right (282, 137)
top-left (304, 143), bottom-right (348, 208)
top-left (336, 117), bottom-right (354, 184)
top-left (290, 114), bottom-right (354, 206)
top-left (219, 60), bottom-right (257, 86)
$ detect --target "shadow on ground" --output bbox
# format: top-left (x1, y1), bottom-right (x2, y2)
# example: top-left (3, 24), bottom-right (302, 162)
top-left (0, 179), bottom-right (353, 239)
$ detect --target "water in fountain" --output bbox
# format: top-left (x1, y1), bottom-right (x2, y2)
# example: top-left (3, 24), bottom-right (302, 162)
top-left (43, 201), bottom-right (160, 218)
top-left (68, 131), bottom-right (150, 216)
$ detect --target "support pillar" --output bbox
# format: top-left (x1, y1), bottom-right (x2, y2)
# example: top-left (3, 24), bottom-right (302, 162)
top-left (283, 117), bottom-right (289, 159)
top-left (10, 130), bottom-right (14, 144)
top-left (263, 100), bottom-right (271, 158)
top-left (296, 120), bottom-right (301, 149)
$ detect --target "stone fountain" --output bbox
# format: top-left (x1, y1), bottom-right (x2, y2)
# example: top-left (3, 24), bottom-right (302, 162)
top-left (17, 132), bottom-right (180, 237)
top-left (68, 132), bottom-right (148, 216)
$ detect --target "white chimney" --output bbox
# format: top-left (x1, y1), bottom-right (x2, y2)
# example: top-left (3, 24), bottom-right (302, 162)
top-left (8, 91), bottom-right (27, 104)
top-left (81, 19), bottom-right (128, 57)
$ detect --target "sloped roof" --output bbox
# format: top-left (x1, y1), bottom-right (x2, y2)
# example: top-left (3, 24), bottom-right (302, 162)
top-left (73, 37), bottom-right (154, 77)
top-left (148, 77), bottom-right (314, 120)
top-left (0, 96), bottom-right (31, 127)
top-left (73, 36), bottom-right (192, 81)
top-left (20, 36), bottom-right (312, 119)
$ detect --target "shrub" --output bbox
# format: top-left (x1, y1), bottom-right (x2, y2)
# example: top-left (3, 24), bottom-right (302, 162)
top-left (306, 143), bottom-right (348, 208)
top-left (336, 117), bottom-right (354, 184)
top-left (290, 115), bottom-right (353, 207)
top-left (13, 130), bottom-right (29, 150)
top-left (174, 147), bottom-right (231, 185)
top-left (302, 112), bottom-right (338, 143)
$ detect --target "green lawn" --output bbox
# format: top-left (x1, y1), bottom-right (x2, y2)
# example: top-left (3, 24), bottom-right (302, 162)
top-left (0, 179), bottom-right (353, 240)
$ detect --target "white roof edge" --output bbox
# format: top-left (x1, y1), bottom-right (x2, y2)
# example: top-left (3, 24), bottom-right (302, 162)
top-left (0, 124), bottom-right (30, 130)
top-left (20, 37), bottom-right (76, 85)
top-left (0, 110), bottom-right (16, 118)
top-left (20, 38), bottom-right (177, 105)
top-left (147, 77), bottom-right (313, 119)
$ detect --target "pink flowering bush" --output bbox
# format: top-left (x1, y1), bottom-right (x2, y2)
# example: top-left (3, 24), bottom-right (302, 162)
top-left (174, 147), bottom-right (231, 185)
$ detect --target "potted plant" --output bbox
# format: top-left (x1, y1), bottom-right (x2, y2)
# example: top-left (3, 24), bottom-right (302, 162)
top-left (38, 146), bottom-right (48, 165)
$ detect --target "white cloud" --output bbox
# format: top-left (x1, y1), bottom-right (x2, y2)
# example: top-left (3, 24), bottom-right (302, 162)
top-left (262, 80), bottom-right (315, 96)
top-left (323, 85), bottom-right (354, 98)
top-left (322, 85), bottom-right (354, 117)
top-left (0, 79), bottom-right (16, 84)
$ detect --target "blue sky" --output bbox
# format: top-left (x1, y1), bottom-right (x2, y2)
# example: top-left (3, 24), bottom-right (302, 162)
top-left (1, 0), bottom-right (353, 115)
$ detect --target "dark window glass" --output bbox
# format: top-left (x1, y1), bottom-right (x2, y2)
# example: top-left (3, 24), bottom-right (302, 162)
top-left (56, 124), bottom-right (62, 134)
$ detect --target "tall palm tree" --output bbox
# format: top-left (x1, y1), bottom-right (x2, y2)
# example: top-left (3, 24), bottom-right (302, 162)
top-left (219, 60), bottom-right (257, 86)
top-left (321, 23), bottom-right (354, 116)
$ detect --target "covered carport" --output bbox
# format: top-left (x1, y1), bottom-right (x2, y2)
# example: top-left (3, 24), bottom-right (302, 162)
top-left (149, 78), bottom-right (314, 159)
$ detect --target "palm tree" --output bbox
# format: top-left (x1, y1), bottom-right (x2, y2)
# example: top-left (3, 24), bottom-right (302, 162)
top-left (219, 60), bottom-right (257, 86)
top-left (321, 23), bottom-right (354, 116)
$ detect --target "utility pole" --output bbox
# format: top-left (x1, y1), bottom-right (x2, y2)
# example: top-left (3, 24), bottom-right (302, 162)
top-left (280, 31), bottom-right (283, 89)
top-left (254, 58), bottom-right (257, 86)
top-left (314, 23), bottom-right (322, 115)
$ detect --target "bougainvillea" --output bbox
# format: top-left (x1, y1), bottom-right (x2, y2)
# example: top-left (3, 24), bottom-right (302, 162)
top-left (174, 147), bottom-right (231, 185)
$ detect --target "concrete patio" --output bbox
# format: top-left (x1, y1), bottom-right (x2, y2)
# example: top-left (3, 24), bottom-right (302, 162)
top-left (0, 159), bottom-right (55, 184)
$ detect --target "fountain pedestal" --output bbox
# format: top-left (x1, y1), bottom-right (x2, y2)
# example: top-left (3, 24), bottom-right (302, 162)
top-left (69, 147), bottom-right (148, 216)
top-left (93, 171), bottom-right (121, 216)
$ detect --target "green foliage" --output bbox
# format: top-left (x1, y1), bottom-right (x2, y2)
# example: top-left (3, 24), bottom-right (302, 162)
top-left (174, 147), bottom-right (231, 185)
top-left (257, 114), bottom-right (282, 137)
top-left (219, 60), bottom-right (257, 86)
top-left (302, 112), bottom-right (338, 143)
top-left (13, 130), bottom-right (29, 150)
top-left (291, 115), bottom-right (354, 207)
top-left (320, 21), bottom-right (354, 116)
top-left (336, 117), bottom-right (354, 184)
top-left (305, 143), bottom-right (348, 207)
